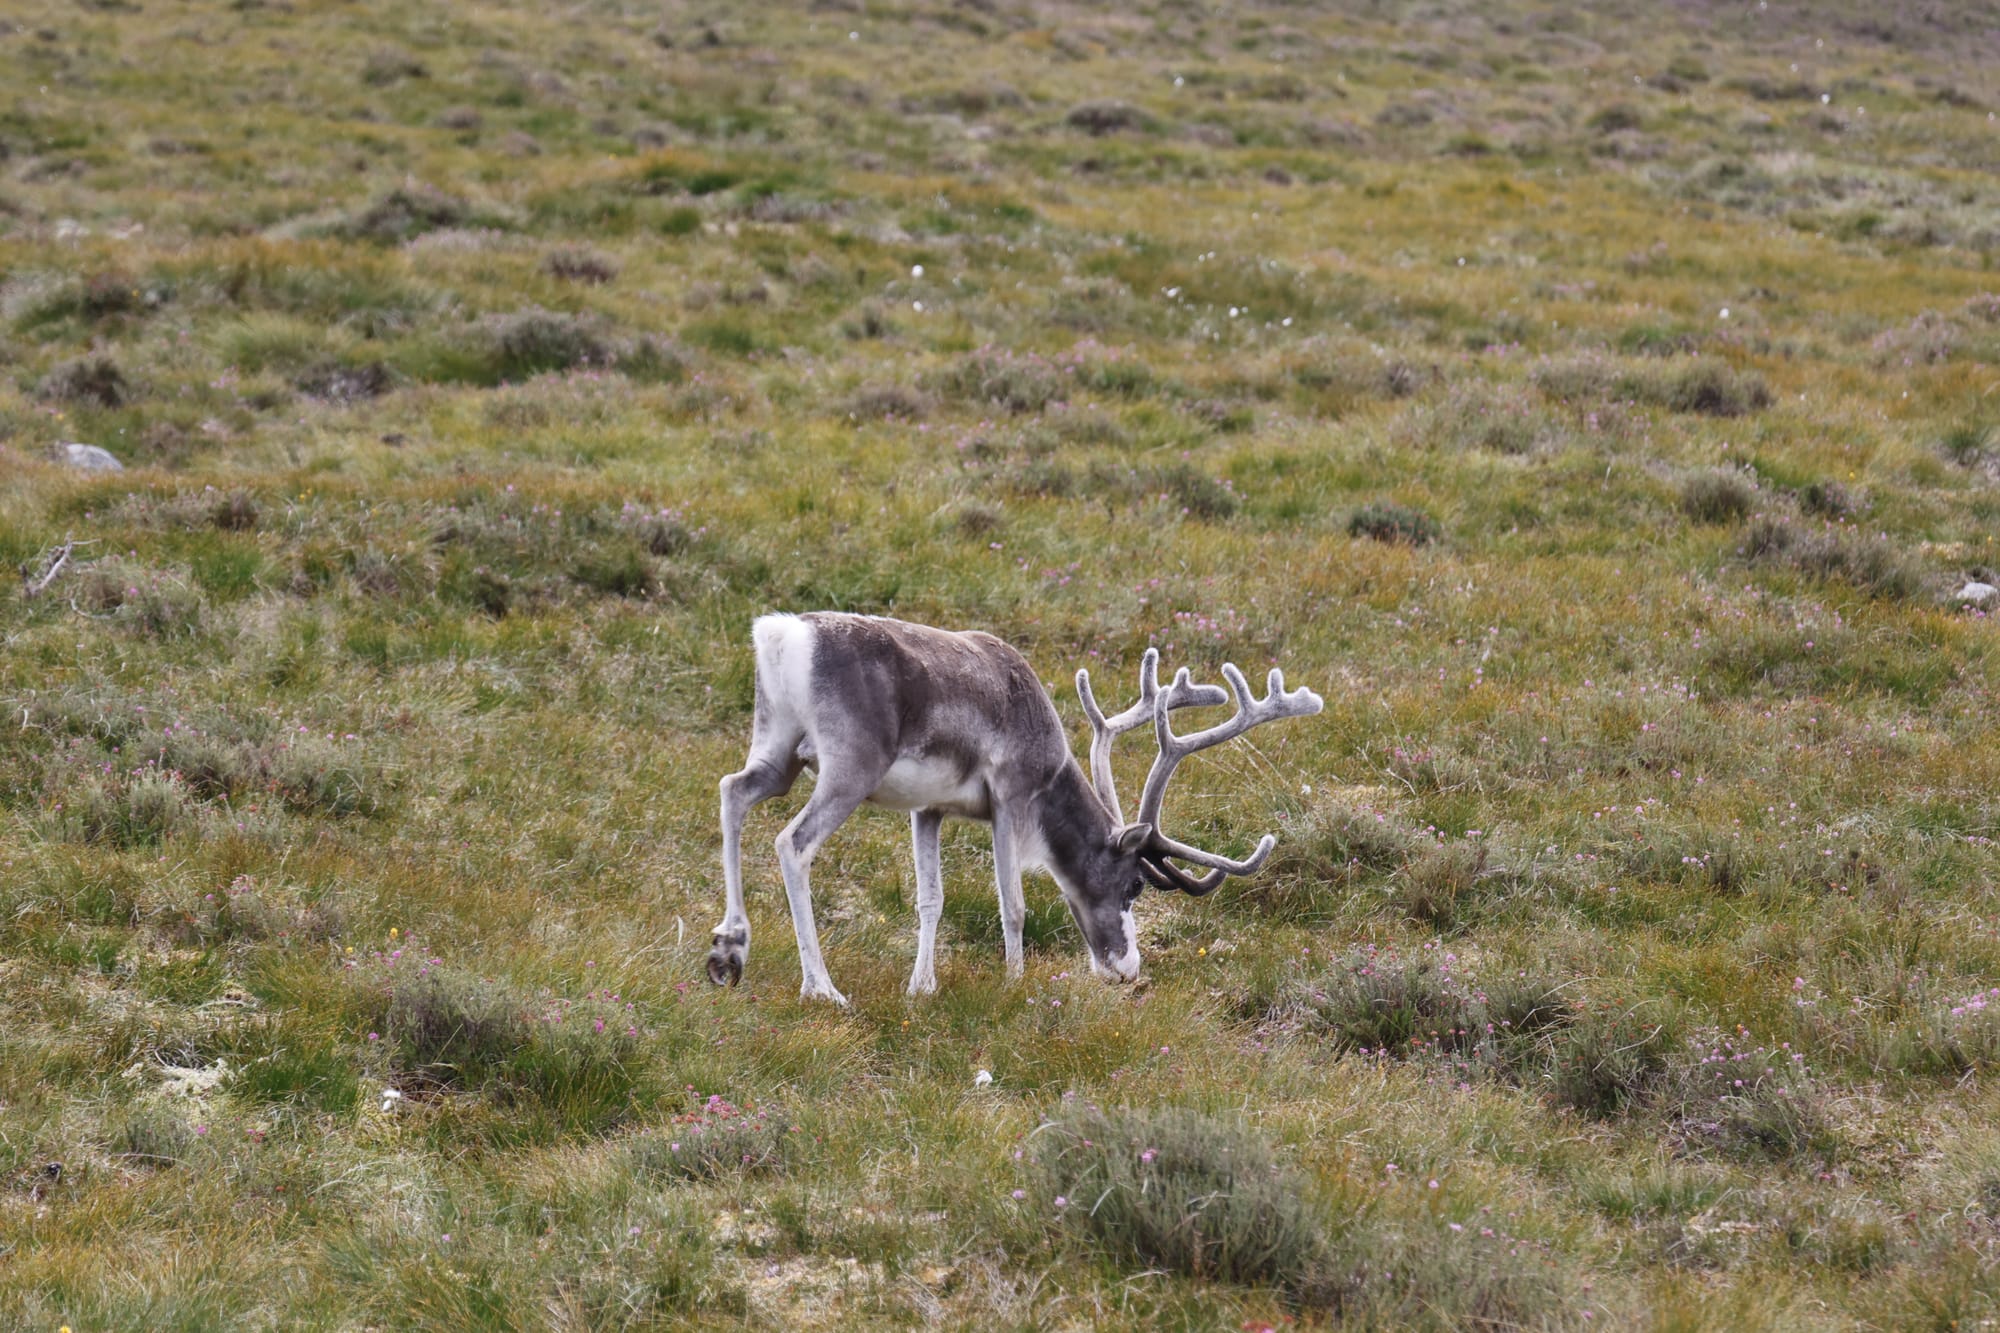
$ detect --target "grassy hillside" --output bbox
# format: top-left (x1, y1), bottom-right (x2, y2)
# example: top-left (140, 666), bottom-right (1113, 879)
top-left (3, 0), bottom-right (1999, 1326)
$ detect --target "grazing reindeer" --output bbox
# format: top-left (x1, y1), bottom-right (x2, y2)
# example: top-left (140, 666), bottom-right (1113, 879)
top-left (709, 613), bottom-right (1322, 1004)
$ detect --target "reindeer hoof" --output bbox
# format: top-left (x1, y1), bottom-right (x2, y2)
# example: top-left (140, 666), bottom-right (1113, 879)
top-left (706, 929), bottom-right (746, 987)
top-left (801, 980), bottom-right (850, 1007)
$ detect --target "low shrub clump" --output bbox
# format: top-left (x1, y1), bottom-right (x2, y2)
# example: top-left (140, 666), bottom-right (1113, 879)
top-left (623, 1093), bottom-right (794, 1181)
top-left (72, 560), bottom-right (205, 637)
top-left (1743, 516), bottom-right (1924, 600)
top-left (925, 347), bottom-right (1065, 414)
top-left (1531, 353), bottom-right (1771, 416)
top-left (1409, 381), bottom-right (1553, 455)
top-left (1030, 1102), bottom-right (1328, 1292)
top-left (542, 247), bottom-right (618, 285)
top-left (1680, 470), bottom-right (1757, 523)
top-left (339, 182), bottom-right (471, 243)
top-left (354, 950), bottom-right (642, 1128)
top-left (1065, 101), bottom-right (1156, 135)
top-left (843, 382), bottom-right (930, 420)
top-left (1663, 1027), bottom-right (1828, 1160)
top-left (37, 354), bottom-right (129, 407)
top-left (1348, 502), bottom-right (1441, 546)
top-left (1264, 800), bottom-right (1418, 885)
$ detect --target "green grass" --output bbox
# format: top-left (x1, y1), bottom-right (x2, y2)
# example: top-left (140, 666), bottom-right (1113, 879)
top-left (2, 0), bottom-right (2000, 1326)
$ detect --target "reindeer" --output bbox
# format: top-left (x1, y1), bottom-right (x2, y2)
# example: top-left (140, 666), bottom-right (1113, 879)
top-left (708, 613), bottom-right (1322, 1004)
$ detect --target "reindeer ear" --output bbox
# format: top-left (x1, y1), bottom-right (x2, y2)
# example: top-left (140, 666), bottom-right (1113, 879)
top-left (1111, 822), bottom-right (1153, 856)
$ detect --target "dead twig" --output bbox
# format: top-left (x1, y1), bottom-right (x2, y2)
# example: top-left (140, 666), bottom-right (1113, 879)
top-left (21, 535), bottom-right (93, 599)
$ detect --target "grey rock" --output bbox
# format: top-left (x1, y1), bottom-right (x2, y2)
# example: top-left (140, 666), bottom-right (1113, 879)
top-left (56, 441), bottom-right (123, 472)
top-left (1957, 581), bottom-right (1997, 606)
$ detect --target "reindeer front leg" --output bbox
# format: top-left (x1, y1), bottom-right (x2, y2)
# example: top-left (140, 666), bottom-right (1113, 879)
top-left (908, 809), bottom-right (945, 996)
top-left (992, 805), bottom-right (1026, 980)
top-left (711, 755), bottom-right (798, 987)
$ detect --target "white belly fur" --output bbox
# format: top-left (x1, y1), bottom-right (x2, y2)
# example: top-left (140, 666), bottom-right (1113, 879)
top-left (867, 756), bottom-right (990, 818)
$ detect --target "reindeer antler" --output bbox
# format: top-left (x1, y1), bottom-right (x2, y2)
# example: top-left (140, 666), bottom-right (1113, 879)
top-left (1132, 662), bottom-right (1324, 894)
top-left (1076, 649), bottom-right (1227, 822)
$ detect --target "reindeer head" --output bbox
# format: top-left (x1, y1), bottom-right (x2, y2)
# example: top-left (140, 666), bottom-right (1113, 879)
top-left (1068, 649), bottom-right (1323, 981)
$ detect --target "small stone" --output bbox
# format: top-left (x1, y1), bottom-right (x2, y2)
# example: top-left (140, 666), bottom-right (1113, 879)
top-left (1958, 581), bottom-right (1997, 606)
top-left (56, 441), bottom-right (123, 472)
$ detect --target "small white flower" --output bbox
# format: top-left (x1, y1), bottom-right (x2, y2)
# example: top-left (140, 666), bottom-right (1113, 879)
top-left (974, 1069), bottom-right (993, 1087)
top-left (1301, 783), bottom-right (1312, 796)
top-left (912, 300), bottom-right (924, 312)
top-left (380, 1087), bottom-right (403, 1113)
top-left (1719, 307), bottom-right (1730, 320)
top-left (911, 264), bottom-right (924, 278)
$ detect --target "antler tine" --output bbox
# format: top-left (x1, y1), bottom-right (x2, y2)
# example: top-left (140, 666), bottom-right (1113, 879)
top-left (1137, 854), bottom-right (1228, 897)
top-left (1076, 649), bottom-right (1227, 822)
top-left (1133, 662), bottom-right (1324, 887)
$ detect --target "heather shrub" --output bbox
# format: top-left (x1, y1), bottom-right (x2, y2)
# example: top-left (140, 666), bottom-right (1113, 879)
top-left (338, 183), bottom-right (472, 243)
top-left (843, 382), bottom-right (930, 420)
top-left (1680, 470), bottom-right (1757, 523)
top-left (1031, 1103), bottom-right (1327, 1292)
top-left (925, 347), bottom-right (1064, 414)
top-left (1799, 478), bottom-right (1856, 518)
top-left (1297, 950), bottom-right (1484, 1057)
top-left (1743, 516), bottom-right (1923, 600)
top-left (1659, 360), bottom-right (1771, 416)
top-left (1264, 801), bottom-right (1417, 884)
top-left (1348, 502), bottom-right (1441, 546)
top-left (37, 354), bottom-right (128, 407)
top-left (73, 560), bottom-right (205, 637)
top-left (542, 246), bottom-right (618, 284)
top-left (1065, 101), bottom-right (1156, 135)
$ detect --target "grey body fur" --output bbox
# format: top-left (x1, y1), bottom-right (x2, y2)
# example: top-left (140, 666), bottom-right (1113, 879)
top-left (710, 612), bottom-right (1320, 1004)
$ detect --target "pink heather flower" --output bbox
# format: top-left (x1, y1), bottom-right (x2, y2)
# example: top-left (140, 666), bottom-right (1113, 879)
top-left (1054, 1196), bottom-right (1068, 1209)
top-left (1140, 1149), bottom-right (1158, 1163)
top-left (1012, 1189), bottom-right (1026, 1200)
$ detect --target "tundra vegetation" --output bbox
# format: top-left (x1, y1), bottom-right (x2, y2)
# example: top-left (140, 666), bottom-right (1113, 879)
top-left (1, 0), bottom-right (1998, 1326)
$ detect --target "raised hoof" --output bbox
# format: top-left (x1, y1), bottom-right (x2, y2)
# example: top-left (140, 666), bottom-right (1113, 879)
top-left (706, 930), bottom-right (746, 987)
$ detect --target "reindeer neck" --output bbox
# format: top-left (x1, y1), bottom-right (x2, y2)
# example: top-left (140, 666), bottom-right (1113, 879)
top-left (1025, 759), bottom-right (1119, 888)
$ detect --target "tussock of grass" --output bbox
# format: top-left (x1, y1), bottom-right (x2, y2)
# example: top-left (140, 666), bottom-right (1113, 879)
top-left (622, 1094), bottom-right (794, 1181)
top-left (1680, 469), bottom-right (1758, 523)
top-left (37, 354), bottom-right (128, 407)
top-left (1348, 501), bottom-right (1441, 545)
top-left (1031, 1103), bottom-right (1326, 1291)
top-left (1743, 515), bottom-right (1925, 600)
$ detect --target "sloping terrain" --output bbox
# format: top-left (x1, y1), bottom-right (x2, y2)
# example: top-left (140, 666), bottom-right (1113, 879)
top-left (2, 1), bottom-right (1999, 1326)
